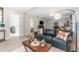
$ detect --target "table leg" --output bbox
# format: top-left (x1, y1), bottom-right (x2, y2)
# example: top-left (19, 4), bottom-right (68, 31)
top-left (24, 46), bottom-right (28, 52)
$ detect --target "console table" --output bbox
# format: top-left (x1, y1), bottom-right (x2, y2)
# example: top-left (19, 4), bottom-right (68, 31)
top-left (0, 30), bottom-right (5, 41)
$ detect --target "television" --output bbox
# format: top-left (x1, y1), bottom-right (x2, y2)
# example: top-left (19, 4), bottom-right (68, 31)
top-left (39, 21), bottom-right (44, 25)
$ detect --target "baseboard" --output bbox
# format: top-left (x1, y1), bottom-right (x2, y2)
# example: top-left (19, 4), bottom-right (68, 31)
top-left (70, 50), bottom-right (77, 52)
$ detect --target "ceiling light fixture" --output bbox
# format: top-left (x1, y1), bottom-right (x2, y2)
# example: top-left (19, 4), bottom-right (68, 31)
top-left (50, 13), bottom-right (62, 20)
top-left (50, 13), bottom-right (54, 17)
top-left (53, 13), bottom-right (62, 20)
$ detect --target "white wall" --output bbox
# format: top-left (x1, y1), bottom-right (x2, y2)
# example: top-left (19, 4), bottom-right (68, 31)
top-left (24, 13), bottom-right (41, 35)
top-left (24, 13), bottom-right (39, 34)
top-left (4, 8), bottom-right (24, 40)
top-left (71, 13), bottom-right (76, 51)
top-left (24, 13), bottom-right (30, 34)
top-left (75, 8), bottom-right (79, 51)
top-left (10, 14), bottom-right (20, 36)
top-left (3, 8), bottom-right (44, 40)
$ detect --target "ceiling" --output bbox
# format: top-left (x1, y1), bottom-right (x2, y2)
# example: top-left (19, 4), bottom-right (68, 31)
top-left (27, 7), bottom-right (77, 20)
top-left (5, 7), bottom-right (77, 20)
top-left (4, 7), bottom-right (34, 12)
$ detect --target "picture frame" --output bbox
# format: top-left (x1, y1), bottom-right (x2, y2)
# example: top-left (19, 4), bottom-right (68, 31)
top-left (0, 7), bottom-right (3, 22)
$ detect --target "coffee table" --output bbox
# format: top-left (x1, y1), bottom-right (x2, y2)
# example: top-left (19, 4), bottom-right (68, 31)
top-left (22, 40), bottom-right (52, 52)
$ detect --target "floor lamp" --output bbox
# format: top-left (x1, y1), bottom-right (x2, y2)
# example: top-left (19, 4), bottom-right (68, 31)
top-left (53, 9), bottom-right (77, 52)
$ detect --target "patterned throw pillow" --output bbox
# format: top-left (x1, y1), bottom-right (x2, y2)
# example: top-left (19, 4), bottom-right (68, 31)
top-left (56, 31), bottom-right (69, 41)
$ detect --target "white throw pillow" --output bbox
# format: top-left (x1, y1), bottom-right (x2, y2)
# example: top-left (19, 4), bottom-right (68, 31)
top-left (56, 31), bottom-right (69, 41)
top-left (38, 28), bottom-right (43, 34)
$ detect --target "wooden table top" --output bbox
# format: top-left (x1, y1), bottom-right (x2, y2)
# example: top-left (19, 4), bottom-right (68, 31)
top-left (23, 40), bottom-right (52, 52)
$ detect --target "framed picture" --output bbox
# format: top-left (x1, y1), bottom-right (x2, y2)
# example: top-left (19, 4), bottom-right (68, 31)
top-left (0, 7), bottom-right (3, 22)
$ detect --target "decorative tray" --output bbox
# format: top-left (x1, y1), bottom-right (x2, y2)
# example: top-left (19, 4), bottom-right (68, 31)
top-left (30, 40), bottom-right (40, 46)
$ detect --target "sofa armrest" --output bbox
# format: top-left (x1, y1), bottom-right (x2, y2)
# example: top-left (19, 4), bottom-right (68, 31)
top-left (34, 32), bottom-right (38, 34)
top-left (34, 32), bottom-right (38, 37)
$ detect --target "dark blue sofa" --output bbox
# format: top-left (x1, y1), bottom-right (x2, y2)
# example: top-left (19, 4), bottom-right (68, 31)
top-left (34, 29), bottom-right (71, 51)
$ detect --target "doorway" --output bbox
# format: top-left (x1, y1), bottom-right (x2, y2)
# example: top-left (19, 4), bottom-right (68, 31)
top-left (10, 13), bottom-right (20, 37)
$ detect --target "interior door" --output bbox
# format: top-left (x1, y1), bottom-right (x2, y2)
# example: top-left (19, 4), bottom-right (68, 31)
top-left (10, 13), bottom-right (20, 37)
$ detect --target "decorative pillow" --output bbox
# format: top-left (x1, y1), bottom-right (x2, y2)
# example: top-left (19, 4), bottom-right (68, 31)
top-left (56, 31), bottom-right (69, 41)
top-left (38, 28), bottom-right (43, 35)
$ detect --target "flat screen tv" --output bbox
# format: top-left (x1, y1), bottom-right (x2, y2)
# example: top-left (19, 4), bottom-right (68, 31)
top-left (39, 21), bottom-right (43, 25)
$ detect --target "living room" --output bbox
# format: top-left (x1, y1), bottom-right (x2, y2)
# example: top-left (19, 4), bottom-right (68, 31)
top-left (0, 7), bottom-right (79, 52)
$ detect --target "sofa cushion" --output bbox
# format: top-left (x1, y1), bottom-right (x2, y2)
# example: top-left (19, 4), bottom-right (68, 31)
top-left (46, 29), bottom-right (56, 37)
top-left (42, 35), bottom-right (52, 43)
top-left (52, 38), bottom-right (66, 50)
top-left (43, 35), bottom-right (52, 40)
